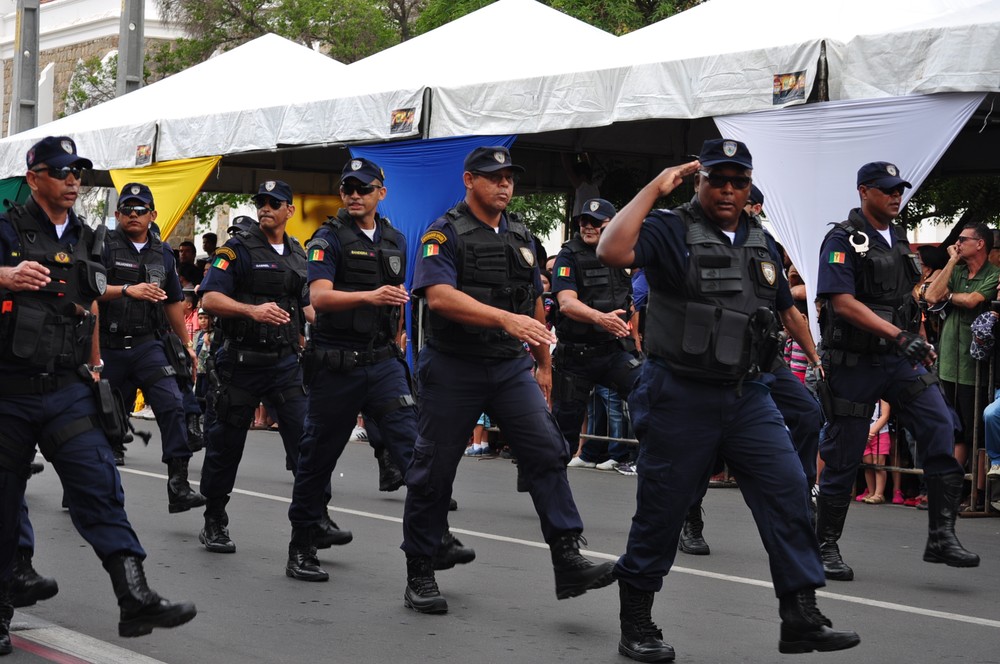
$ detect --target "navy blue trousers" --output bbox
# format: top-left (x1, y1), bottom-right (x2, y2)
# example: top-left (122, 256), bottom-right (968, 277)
top-left (0, 382), bottom-right (145, 579)
top-left (403, 347), bottom-right (583, 558)
top-left (103, 340), bottom-right (191, 463)
top-left (819, 352), bottom-right (963, 497)
top-left (200, 352), bottom-right (306, 499)
top-left (614, 360), bottom-right (824, 597)
top-left (289, 356), bottom-right (416, 529)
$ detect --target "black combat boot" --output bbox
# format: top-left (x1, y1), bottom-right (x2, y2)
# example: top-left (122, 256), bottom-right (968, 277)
top-left (677, 499), bottom-right (710, 556)
top-left (376, 447), bottom-right (404, 492)
top-left (815, 494), bottom-right (854, 581)
top-left (199, 497), bottom-right (236, 553)
top-left (10, 548), bottom-right (58, 608)
top-left (313, 512), bottom-right (353, 549)
top-left (167, 458), bottom-right (207, 514)
top-left (0, 580), bottom-right (12, 656)
top-left (923, 473), bottom-right (980, 567)
top-left (550, 532), bottom-right (615, 600)
top-left (113, 442), bottom-right (125, 466)
top-left (286, 528), bottom-right (329, 582)
top-left (29, 461), bottom-right (44, 475)
top-left (104, 553), bottom-right (197, 637)
top-left (618, 580), bottom-right (675, 662)
top-left (186, 414), bottom-right (204, 453)
top-left (432, 529), bottom-right (476, 570)
top-left (778, 588), bottom-right (860, 653)
top-left (404, 556), bottom-right (448, 614)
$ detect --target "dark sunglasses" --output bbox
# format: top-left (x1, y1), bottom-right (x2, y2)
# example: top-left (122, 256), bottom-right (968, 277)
top-left (31, 166), bottom-right (84, 181)
top-left (473, 171), bottom-right (518, 185)
top-left (955, 235), bottom-right (981, 244)
top-left (699, 170), bottom-right (752, 190)
top-left (865, 184), bottom-right (905, 196)
top-left (340, 182), bottom-right (377, 196)
top-left (579, 216), bottom-right (606, 228)
top-left (118, 205), bottom-right (152, 216)
top-left (254, 196), bottom-right (286, 210)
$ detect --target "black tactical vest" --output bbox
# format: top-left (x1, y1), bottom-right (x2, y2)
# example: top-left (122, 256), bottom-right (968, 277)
top-left (309, 212), bottom-right (406, 348)
top-left (554, 235), bottom-right (632, 344)
top-left (217, 222), bottom-right (307, 351)
top-left (820, 209), bottom-right (921, 353)
top-left (0, 200), bottom-right (107, 372)
top-left (644, 203), bottom-right (779, 382)
top-left (99, 228), bottom-right (167, 342)
top-left (425, 205), bottom-right (537, 358)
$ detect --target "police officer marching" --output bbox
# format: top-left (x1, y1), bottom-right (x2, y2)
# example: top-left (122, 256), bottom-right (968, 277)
top-left (598, 139), bottom-right (859, 661)
top-left (0, 137), bottom-right (196, 656)
top-left (98, 182), bottom-right (205, 514)
top-left (550, 198), bottom-right (641, 469)
top-left (285, 157), bottom-right (473, 584)
top-left (197, 180), bottom-right (349, 555)
top-left (815, 162), bottom-right (979, 581)
top-left (406, 146), bottom-right (614, 614)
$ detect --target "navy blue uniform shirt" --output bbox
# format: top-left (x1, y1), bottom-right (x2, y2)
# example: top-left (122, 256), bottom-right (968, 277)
top-left (816, 208), bottom-right (903, 299)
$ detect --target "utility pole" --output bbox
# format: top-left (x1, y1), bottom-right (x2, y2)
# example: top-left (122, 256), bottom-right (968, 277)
top-left (10, 0), bottom-right (40, 134)
top-left (117, 0), bottom-right (145, 96)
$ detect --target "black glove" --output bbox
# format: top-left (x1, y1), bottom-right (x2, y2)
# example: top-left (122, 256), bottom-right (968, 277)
top-left (895, 331), bottom-right (933, 364)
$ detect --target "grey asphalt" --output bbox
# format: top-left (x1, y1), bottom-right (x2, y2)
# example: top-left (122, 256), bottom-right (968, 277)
top-left (9, 427), bottom-right (1000, 664)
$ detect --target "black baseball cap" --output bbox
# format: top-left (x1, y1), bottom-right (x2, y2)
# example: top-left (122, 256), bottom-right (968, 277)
top-left (464, 146), bottom-right (524, 174)
top-left (698, 138), bottom-right (753, 170)
top-left (578, 198), bottom-right (616, 222)
top-left (118, 182), bottom-right (154, 208)
top-left (255, 180), bottom-right (293, 203)
top-left (748, 184), bottom-right (764, 206)
top-left (857, 162), bottom-right (912, 189)
top-left (26, 136), bottom-right (93, 170)
top-left (341, 157), bottom-right (385, 185)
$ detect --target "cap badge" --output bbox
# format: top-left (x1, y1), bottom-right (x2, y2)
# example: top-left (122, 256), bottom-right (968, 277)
top-left (351, 159), bottom-right (362, 171)
top-left (130, 185), bottom-right (141, 195)
top-left (886, 164), bottom-right (897, 176)
top-left (493, 151), bottom-right (506, 164)
top-left (264, 181), bottom-right (276, 192)
top-left (589, 201), bottom-right (600, 212)
top-left (60, 140), bottom-right (74, 154)
top-left (723, 141), bottom-right (737, 157)
top-left (519, 247), bottom-right (535, 267)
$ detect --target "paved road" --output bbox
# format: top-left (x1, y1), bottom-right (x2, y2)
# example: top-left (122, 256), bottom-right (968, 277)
top-left (9, 427), bottom-right (1000, 663)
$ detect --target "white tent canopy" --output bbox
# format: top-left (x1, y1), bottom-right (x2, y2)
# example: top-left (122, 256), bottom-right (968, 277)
top-left (0, 34), bottom-right (423, 177)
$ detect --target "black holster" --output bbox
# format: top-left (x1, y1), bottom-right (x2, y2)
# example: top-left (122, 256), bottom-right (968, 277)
top-left (164, 333), bottom-right (193, 386)
top-left (93, 378), bottom-right (131, 449)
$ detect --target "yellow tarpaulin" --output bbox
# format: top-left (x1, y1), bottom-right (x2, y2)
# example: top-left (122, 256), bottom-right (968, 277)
top-left (110, 156), bottom-right (222, 240)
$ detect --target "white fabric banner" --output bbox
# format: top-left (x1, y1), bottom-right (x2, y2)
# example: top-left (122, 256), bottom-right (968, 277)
top-left (715, 92), bottom-right (985, 337)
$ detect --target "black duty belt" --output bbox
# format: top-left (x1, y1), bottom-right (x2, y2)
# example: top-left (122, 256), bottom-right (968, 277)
top-left (0, 371), bottom-right (84, 396)
top-left (558, 340), bottom-right (618, 358)
top-left (316, 345), bottom-right (397, 371)
top-left (229, 344), bottom-right (297, 367)
top-left (101, 333), bottom-right (157, 350)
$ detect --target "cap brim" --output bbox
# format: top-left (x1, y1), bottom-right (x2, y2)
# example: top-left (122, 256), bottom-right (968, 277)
top-left (42, 153), bottom-right (93, 169)
top-left (700, 158), bottom-right (753, 170)
top-left (863, 177), bottom-right (912, 189)
top-left (471, 163), bottom-right (526, 174)
top-left (341, 174), bottom-right (379, 185)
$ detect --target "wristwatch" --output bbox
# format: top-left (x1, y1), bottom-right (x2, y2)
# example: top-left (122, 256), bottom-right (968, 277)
top-left (121, 284), bottom-right (130, 298)
top-left (87, 360), bottom-right (105, 374)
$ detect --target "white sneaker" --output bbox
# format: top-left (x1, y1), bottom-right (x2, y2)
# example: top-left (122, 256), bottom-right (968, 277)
top-left (349, 425), bottom-right (368, 443)
top-left (131, 406), bottom-right (155, 420)
top-left (567, 456), bottom-right (596, 469)
top-left (596, 459), bottom-right (620, 471)
top-left (988, 463), bottom-right (1000, 478)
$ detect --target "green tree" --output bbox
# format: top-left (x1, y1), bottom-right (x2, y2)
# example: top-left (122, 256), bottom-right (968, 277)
top-left (899, 175), bottom-right (1000, 235)
top-left (509, 192), bottom-right (567, 239)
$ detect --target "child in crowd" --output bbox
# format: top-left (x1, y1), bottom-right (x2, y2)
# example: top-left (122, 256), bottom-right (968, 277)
top-left (194, 308), bottom-right (214, 406)
top-left (466, 413), bottom-right (493, 457)
top-left (857, 399), bottom-right (891, 504)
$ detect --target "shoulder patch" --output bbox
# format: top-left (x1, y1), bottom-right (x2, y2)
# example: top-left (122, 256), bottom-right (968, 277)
top-left (421, 230), bottom-right (447, 245)
top-left (215, 246), bottom-right (236, 261)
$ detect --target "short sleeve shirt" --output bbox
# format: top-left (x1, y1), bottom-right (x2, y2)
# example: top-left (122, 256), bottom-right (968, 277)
top-left (939, 261), bottom-right (1000, 385)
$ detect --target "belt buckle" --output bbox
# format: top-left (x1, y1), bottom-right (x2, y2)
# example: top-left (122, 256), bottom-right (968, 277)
top-left (123, 335), bottom-right (134, 350)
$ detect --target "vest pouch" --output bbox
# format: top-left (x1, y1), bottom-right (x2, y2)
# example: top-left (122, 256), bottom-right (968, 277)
top-left (8, 300), bottom-right (45, 360)
top-left (697, 254), bottom-right (743, 296)
top-left (471, 245), bottom-right (507, 285)
top-left (581, 267), bottom-right (610, 287)
top-left (715, 309), bottom-right (750, 367)
top-left (866, 253), bottom-right (895, 295)
top-left (379, 249), bottom-right (406, 286)
top-left (78, 260), bottom-right (108, 300)
top-left (680, 302), bottom-right (716, 356)
top-left (344, 253), bottom-right (379, 287)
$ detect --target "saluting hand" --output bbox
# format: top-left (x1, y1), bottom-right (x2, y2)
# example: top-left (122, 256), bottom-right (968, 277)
top-left (653, 160), bottom-right (702, 196)
top-left (367, 284), bottom-right (409, 306)
top-left (252, 302), bottom-right (291, 326)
